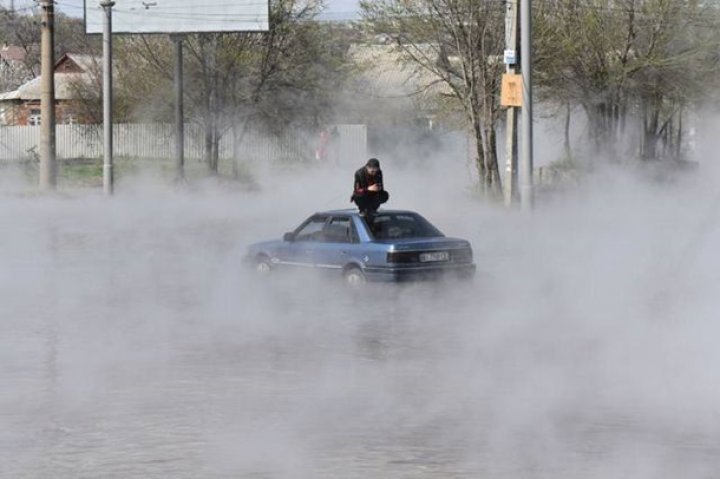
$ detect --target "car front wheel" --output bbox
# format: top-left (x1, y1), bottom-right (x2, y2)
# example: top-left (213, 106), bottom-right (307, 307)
top-left (343, 266), bottom-right (366, 286)
top-left (255, 255), bottom-right (272, 275)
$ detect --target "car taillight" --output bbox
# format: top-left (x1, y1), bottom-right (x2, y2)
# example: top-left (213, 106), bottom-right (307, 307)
top-left (452, 248), bottom-right (473, 263)
top-left (387, 251), bottom-right (419, 263)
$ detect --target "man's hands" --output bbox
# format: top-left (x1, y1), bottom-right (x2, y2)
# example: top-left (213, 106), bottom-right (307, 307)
top-left (368, 184), bottom-right (381, 192)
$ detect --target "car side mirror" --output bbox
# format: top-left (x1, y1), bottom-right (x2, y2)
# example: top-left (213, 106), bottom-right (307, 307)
top-left (283, 232), bottom-right (295, 242)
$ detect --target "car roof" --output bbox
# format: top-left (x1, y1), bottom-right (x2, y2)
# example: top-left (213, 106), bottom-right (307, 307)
top-left (315, 209), bottom-right (419, 217)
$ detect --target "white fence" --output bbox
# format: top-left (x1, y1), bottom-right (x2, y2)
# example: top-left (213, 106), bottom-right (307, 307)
top-left (0, 123), bottom-right (367, 166)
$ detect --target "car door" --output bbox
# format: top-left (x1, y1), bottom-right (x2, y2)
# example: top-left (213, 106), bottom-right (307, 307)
top-left (314, 216), bottom-right (361, 271)
top-left (281, 215), bottom-right (328, 268)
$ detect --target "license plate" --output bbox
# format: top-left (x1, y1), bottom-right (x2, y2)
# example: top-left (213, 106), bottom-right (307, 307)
top-left (419, 251), bottom-right (450, 263)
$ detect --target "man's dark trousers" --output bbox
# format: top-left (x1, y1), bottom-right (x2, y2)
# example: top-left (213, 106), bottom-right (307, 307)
top-left (353, 190), bottom-right (389, 214)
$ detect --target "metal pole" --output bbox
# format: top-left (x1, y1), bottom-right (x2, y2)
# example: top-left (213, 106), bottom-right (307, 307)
top-left (39, 0), bottom-right (56, 190)
top-left (171, 34), bottom-right (185, 182)
top-left (520, 0), bottom-right (534, 209)
top-left (503, 0), bottom-right (519, 207)
top-left (101, 0), bottom-right (114, 195)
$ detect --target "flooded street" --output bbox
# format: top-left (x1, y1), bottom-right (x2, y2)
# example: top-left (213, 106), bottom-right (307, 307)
top-left (3, 174), bottom-right (720, 478)
top-left (2, 0), bottom-right (720, 474)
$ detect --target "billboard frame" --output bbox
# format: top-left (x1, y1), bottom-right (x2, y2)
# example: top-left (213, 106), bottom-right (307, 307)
top-left (83, 0), bottom-right (271, 35)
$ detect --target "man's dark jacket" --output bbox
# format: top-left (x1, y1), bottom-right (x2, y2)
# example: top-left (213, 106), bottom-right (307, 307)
top-left (352, 167), bottom-right (383, 200)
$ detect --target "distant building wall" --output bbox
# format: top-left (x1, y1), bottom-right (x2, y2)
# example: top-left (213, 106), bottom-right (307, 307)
top-left (0, 100), bottom-right (85, 126)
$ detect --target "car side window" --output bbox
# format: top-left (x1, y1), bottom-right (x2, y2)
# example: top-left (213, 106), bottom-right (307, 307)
top-left (322, 217), bottom-right (355, 244)
top-left (294, 217), bottom-right (327, 242)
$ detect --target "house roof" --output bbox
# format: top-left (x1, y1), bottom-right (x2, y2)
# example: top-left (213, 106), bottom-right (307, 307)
top-left (0, 53), bottom-right (100, 102)
top-left (0, 90), bottom-right (21, 101)
top-left (0, 45), bottom-right (27, 62)
top-left (0, 72), bottom-right (92, 101)
top-left (56, 53), bottom-right (100, 73)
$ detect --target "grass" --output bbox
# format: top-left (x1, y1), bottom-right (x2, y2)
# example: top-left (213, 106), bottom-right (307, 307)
top-left (13, 156), bottom-right (258, 190)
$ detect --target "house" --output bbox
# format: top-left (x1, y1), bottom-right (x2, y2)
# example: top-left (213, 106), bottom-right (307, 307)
top-left (0, 44), bottom-right (34, 93)
top-left (0, 44), bottom-right (27, 63)
top-left (0, 53), bottom-right (99, 126)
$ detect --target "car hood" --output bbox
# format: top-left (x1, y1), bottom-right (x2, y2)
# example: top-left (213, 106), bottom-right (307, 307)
top-left (247, 239), bottom-right (285, 251)
top-left (373, 237), bottom-right (472, 251)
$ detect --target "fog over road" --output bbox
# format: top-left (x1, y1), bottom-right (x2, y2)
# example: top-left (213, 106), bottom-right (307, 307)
top-left (3, 163), bottom-right (720, 478)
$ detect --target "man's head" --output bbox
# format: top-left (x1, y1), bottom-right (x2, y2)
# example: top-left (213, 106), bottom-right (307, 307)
top-left (365, 158), bottom-right (380, 176)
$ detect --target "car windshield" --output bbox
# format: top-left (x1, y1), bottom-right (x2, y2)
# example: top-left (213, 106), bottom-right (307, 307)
top-left (365, 213), bottom-right (443, 240)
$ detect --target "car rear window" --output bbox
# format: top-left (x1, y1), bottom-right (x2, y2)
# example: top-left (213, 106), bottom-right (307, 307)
top-left (365, 213), bottom-right (443, 240)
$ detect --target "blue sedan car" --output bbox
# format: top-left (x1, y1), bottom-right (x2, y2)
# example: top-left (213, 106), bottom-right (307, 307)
top-left (246, 209), bottom-right (475, 284)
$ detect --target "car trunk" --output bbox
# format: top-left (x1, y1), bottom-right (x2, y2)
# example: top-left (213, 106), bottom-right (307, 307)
top-left (375, 237), bottom-right (473, 265)
top-left (373, 237), bottom-right (469, 251)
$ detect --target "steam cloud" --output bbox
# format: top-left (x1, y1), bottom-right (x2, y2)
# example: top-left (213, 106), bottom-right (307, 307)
top-left (2, 124), bottom-right (720, 478)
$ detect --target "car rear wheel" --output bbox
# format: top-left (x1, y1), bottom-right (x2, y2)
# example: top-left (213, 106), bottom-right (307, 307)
top-left (255, 255), bottom-right (272, 275)
top-left (343, 266), bottom-right (366, 286)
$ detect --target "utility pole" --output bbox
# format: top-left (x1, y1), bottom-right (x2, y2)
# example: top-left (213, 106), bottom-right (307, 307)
top-left (503, 0), bottom-right (519, 207)
top-left (520, 0), bottom-right (534, 210)
top-left (170, 34), bottom-right (185, 182)
top-left (39, 0), bottom-right (56, 190)
top-left (101, 0), bottom-right (114, 195)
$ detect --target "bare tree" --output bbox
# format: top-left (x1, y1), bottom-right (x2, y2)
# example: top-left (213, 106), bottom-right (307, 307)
top-left (361, 0), bottom-right (505, 194)
top-left (534, 0), bottom-right (720, 161)
top-left (0, 7), bottom-right (95, 81)
top-left (116, 0), bottom-right (348, 174)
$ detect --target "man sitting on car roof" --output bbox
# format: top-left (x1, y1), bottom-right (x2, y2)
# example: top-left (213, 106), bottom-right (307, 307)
top-left (351, 158), bottom-right (389, 216)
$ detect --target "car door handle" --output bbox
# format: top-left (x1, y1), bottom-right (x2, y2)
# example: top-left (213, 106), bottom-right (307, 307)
top-left (341, 251), bottom-right (348, 255)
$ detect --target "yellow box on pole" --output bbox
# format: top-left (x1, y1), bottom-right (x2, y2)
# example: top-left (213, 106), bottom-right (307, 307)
top-left (501, 73), bottom-right (523, 107)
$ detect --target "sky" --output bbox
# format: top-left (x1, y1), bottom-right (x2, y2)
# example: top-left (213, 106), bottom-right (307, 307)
top-left (2, 0), bottom-right (362, 21)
